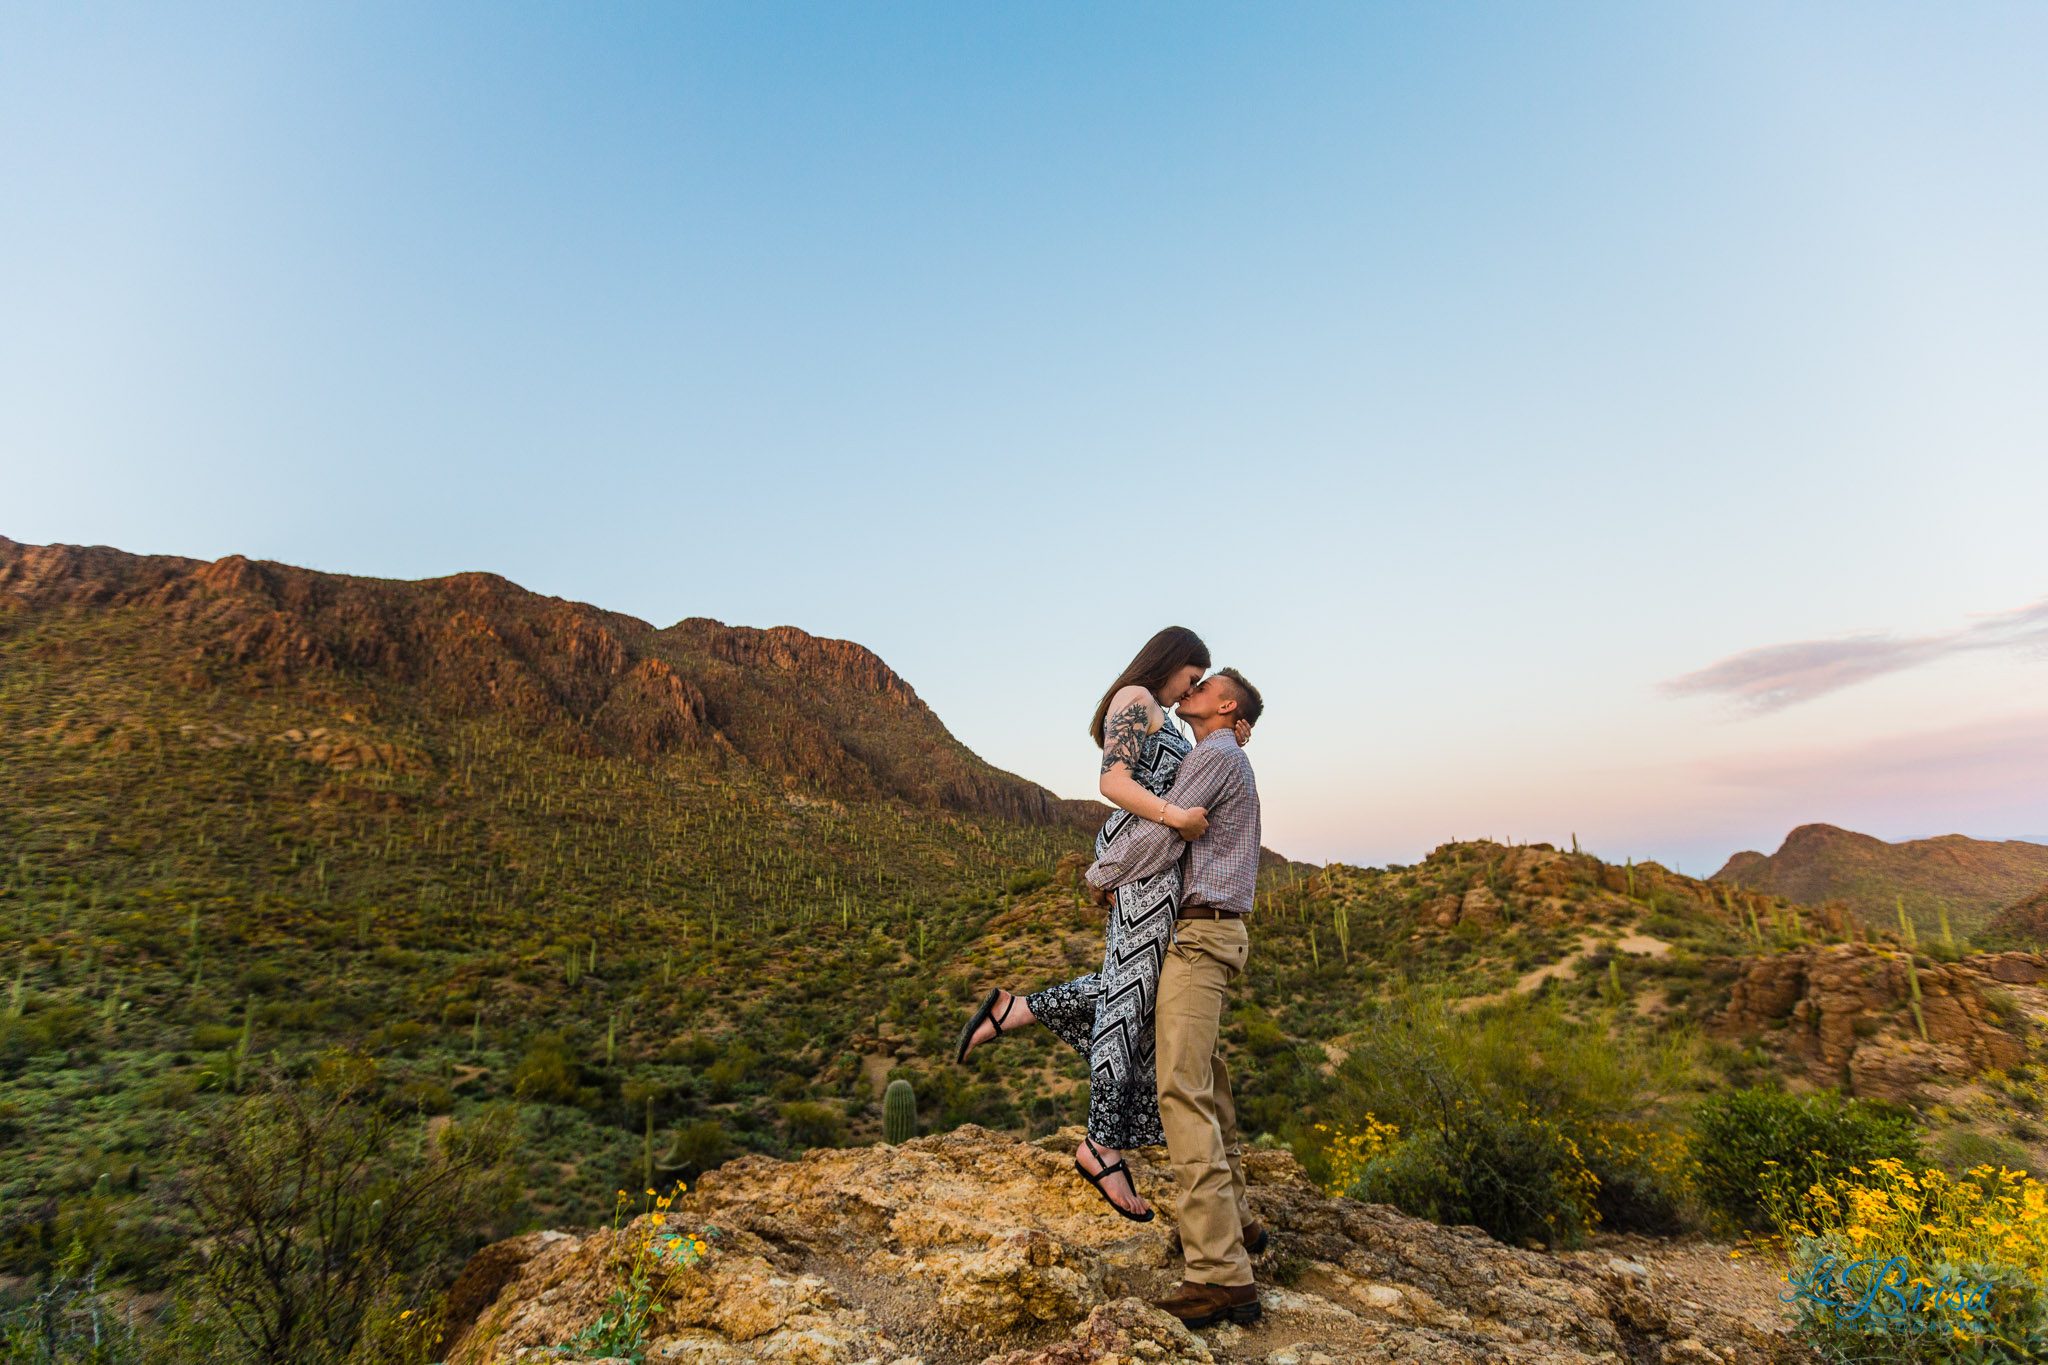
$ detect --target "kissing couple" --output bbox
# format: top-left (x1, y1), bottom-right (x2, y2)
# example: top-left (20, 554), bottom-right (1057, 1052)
top-left (956, 626), bottom-right (1266, 1329)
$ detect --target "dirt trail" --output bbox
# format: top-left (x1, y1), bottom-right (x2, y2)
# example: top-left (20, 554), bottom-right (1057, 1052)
top-left (1614, 932), bottom-right (1673, 958)
top-left (1454, 924), bottom-right (1675, 1012)
top-left (1511, 933), bottom-right (1601, 994)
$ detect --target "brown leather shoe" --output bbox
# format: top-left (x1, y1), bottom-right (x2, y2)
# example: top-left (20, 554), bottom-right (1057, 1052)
top-left (1242, 1220), bottom-right (1269, 1256)
top-left (1149, 1279), bottom-right (1261, 1328)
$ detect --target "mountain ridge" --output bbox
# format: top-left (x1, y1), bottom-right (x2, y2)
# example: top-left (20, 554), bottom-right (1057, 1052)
top-left (1712, 821), bottom-right (2048, 935)
top-left (0, 535), bottom-right (1101, 831)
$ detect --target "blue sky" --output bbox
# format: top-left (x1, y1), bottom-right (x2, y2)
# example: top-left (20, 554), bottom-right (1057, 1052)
top-left (4, 3), bottom-right (2046, 870)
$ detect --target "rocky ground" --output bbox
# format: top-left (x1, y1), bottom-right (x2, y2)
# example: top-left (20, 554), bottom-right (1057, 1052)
top-left (443, 1126), bottom-right (1811, 1365)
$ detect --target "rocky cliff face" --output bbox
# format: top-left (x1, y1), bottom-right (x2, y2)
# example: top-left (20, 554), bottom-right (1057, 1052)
top-left (1712, 824), bottom-right (2048, 936)
top-left (444, 1126), bottom-right (1803, 1365)
top-left (0, 536), bottom-right (1100, 829)
top-left (1714, 943), bottom-right (2037, 1102)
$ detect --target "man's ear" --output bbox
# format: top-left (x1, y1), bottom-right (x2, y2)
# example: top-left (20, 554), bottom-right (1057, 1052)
top-left (1215, 695), bottom-right (1238, 717)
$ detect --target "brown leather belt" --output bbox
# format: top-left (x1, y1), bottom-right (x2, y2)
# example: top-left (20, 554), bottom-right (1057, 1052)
top-left (1176, 907), bottom-right (1243, 920)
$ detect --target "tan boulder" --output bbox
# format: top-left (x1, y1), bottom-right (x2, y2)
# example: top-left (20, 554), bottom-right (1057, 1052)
top-left (934, 1228), bottom-right (1106, 1332)
top-left (979, 1298), bottom-right (1213, 1365)
top-left (449, 1226), bottom-right (890, 1365)
top-left (443, 1229), bottom-right (574, 1348)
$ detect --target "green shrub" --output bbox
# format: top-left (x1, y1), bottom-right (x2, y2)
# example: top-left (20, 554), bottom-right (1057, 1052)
top-left (192, 1023), bottom-right (243, 1050)
top-left (1349, 1101), bottom-right (1599, 1247)
top-left (1690, 1086), bottom-right (1921, 1230)
top-left (1320, 990), bottom-right (1695, 1248)
top-left (780, 1101), bottom-right (845, 1149)
top-left (240, 963), bottom-right (286, 995)
top-left (1981, 989), bottom-right (2026, 1032)
top-left (1645, 888), bottom-right (1698, 920)
top-left (1582, 1120), bottom-right (1693, 1235)
top-left (512, 1034), bottom-right (582, 1106)
top-left (394, 1077), bottom-right (455, 1115)
top-left (1232, 1006), bottom-right (1292, 1059)
top-left (175, 1054), bottom-right (515, 1365)
top-left (1936, 1128), bottom-right (2036, 1180)
top-left (663, 1034), bottom-right (718, 1067)
top-left (703, 1045), bottom-right (760, 1103)
top-left (1007, 869), bottom-right (1052, 896)
top-left (0, 998), bottom-right (92, 1065)
top-left (373, 1020), bottom-right (430, 1055)
top-left (657, 1120), bottom-right (732, 1181)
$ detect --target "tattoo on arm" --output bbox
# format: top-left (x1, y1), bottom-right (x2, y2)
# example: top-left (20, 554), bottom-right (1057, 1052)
top-left (1100, 701), bottom-right (1149, 775)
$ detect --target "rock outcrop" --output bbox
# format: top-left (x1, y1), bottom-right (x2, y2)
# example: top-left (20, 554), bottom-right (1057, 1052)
top-left (1386, 841), bottom-right (1800, 943)
top-left (1714, 943), bottom-right (2029, 1100)
top-left (1967, 950), bottom-right (2048, 986)
top-left (446, 1126), bottom-right (1804, 1365)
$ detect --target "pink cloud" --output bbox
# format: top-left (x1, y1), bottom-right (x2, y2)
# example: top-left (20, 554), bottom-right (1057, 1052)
top-left (1664, 598), bottom-right (2048, 712)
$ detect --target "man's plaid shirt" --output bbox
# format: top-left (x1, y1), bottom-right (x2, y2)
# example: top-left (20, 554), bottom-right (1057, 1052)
top-left (1085, 728), bottom-right (1261, 914)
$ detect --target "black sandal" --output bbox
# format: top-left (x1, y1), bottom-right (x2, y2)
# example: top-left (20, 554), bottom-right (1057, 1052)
top-left (955, 988), bottom-right (1017, 1064)
top-left (1075, 1138), bottom-right (1155, 1223)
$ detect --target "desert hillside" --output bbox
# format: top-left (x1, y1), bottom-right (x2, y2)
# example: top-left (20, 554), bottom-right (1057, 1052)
top-left (0, 535), bottom-right (1101, 829)
top-left (1713, 822), bottom-right (2048, 936)
top-left (1980, 884), bottom-right (2048, 951)
top-left (7, 537), bottom-right (2048, 1361)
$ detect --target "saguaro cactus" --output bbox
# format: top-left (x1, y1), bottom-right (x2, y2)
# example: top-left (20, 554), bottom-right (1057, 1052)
top-left (232, 993), bottom-right (255, 1090)
top-left (1905, 959), bottom-right (1930, 1042)
top-left (883, 1079), bottom-right (916, 1145)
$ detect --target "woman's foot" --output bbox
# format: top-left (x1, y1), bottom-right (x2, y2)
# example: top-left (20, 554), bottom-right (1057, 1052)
top-left (959, 989), bottom-right (1035, 1061)
top-left (1076, 1139), bottom-right (1152, 1219)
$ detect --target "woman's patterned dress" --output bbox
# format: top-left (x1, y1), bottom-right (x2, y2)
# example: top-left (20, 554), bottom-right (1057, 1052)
top-left (1026, 718), bottom-right (1191, 1149)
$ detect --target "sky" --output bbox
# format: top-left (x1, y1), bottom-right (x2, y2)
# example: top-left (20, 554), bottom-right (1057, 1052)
top-left (3, 3), bottom-right (2045, 872)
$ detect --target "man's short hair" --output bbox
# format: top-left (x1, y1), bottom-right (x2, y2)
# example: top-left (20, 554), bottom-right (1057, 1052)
top-left (1216, 668), bottom-right (1263, 727)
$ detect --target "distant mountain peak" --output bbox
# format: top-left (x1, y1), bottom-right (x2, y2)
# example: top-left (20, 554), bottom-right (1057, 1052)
top-left (1714, 822), bottom-right (2048, 934)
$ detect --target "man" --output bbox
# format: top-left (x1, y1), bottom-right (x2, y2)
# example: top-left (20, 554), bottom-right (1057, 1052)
top-left (1085, 666), bottom-right (1265, 1329)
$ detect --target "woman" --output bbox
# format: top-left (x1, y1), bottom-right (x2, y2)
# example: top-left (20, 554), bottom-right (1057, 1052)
top-left (955, 626), bottom-right (1242, 1221)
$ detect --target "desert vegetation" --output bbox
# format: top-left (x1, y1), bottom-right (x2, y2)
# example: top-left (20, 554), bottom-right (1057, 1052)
top-left (6, 541), bottom-right (2048, 1361)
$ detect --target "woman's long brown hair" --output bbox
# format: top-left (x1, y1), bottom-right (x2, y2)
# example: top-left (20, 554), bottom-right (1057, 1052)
top-left (1088, 626), bottom-right (1212, 747)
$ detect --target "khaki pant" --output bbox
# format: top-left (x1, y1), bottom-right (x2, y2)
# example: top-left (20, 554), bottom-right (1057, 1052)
top-left (1155, 915), bottom-right (1253, 1286)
